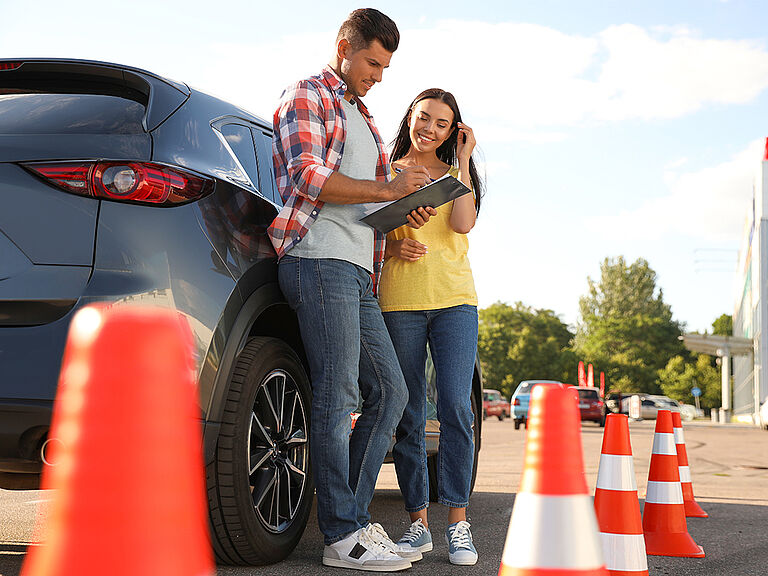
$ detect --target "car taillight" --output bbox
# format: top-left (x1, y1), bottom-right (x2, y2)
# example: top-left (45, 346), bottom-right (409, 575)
top-left (513, 398), bottom-right (520, 406)
top-left (0, 61), bottom-right (22, 71)
top-left (21, 161), bottom-right (213, 205)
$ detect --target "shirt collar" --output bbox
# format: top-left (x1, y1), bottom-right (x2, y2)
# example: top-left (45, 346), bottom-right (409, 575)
top-left (321, 65), bottom-right (347, 99)
top-left (321, 65), bottom-right (374, 120)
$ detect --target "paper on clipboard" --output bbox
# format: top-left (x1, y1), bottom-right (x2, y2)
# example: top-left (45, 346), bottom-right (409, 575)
top-left (360, 174), bottom-right (472, 234)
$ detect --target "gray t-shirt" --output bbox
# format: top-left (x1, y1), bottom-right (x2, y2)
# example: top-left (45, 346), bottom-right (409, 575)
top-left (287, 98), bottom-right (377, 272)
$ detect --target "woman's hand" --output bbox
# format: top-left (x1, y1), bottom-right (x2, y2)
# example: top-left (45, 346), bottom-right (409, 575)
top-left (455, 122), bottom-right (476, 162)
top-left (385, 238), bottom-right (428, 262)
top-left (406, 206), bottom-right (438, 229)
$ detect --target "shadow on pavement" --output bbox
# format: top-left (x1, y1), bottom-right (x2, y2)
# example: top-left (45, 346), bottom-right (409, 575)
top-left (2, 491), bottom-right (767, 576)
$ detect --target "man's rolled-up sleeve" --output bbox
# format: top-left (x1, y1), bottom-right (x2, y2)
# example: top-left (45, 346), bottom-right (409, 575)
top-left (277, 82), bottom-right (334, 201)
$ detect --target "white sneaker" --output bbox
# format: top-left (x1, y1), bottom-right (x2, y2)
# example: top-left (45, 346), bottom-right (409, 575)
top-left (367, 522), bottom-right (423, 561)
top-left (323, 526), bottom-right (412, 572)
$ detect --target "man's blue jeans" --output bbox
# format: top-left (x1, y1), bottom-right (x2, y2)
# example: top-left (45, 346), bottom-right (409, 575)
top-left (383, 304), bottom-right (478, 511)
top-left (278, 256), bottom-right (408, 544)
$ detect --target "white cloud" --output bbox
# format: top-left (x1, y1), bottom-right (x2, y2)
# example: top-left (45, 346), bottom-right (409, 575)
top-left (598, 139), bottom-right (766, 243)
top-left (596, 25), bottom-right (768, 121)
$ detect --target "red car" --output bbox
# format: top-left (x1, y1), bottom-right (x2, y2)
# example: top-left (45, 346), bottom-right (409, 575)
top-left (570, 386), bottom-right (606, 426)
top-left (483, 388), bottom-right (511, 421)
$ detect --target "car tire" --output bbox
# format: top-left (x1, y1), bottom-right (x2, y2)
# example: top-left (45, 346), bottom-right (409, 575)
top-left (208, 337), bottom-right (313, 565)
top-left (427, 391), bottom-right (480, 503)
top-left (514, 419), bottom-right (521, 430)
top-left (482, 409), bottom-right (487, 421)
top-left (497, 412), bottom-right (504, 421)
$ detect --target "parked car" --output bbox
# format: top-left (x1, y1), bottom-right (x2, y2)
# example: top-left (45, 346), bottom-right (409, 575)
top-left (510, 380), bottom-right (562, 429)
top-left (678, 403), bottom-right (703, 422)
top-left (0, 59), bottom-right (483, 565)
top-left (621, 394), bottom-right (681, 419)
top-left (570, 386), bottom-right (606, 426)
top-left (483, 388), bottom-right (511, 420)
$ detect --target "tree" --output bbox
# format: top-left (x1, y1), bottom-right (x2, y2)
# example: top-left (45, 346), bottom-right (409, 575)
top-left (478, 302), bottom-right (575, 398)
top-left (658, 354), bottom-right (720, 410)
top-left (711, 314), bottom-right (733, 336)
top-left (575, 257), bottom-right (685, 394)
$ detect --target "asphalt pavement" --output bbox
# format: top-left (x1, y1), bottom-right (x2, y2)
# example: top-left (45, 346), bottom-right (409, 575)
top-left (2, 419), bottom-right (767, 575)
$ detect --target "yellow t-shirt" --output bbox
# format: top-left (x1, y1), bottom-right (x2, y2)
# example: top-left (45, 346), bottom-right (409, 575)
top-left (378, 166), bottom-right (477, 312)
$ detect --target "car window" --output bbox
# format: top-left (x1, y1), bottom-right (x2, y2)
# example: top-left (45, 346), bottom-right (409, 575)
top-left (576, 389), bottom-right (598, 399)
top-left (219, 123), bottom-right (260, 189)
top-left (516, 382), bottom-right (533, 394)
top-left (0, 92), bottom-right (145, 134)
top-left (642, 399), bottom-right (655, 406)
top-left (252, 129), bottom-right (279, 205)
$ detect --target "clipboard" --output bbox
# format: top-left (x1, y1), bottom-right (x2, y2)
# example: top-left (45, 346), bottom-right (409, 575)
top-left (360, 174), bottom-right (472, 234)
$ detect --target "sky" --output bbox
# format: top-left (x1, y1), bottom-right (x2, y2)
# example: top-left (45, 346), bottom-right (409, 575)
top-left (3, 0), bottom-right (768, 333)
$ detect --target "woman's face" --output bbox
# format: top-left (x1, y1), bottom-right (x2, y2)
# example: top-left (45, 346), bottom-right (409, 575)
top-left (408, 98), bottom-right (455, 154)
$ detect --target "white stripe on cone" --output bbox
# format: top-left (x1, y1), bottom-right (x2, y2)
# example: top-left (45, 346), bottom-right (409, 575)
top-left (646, 481), bottom-right (684, 504)
top-left (651, 433), bottom-right (677, 455)
top-left (679, 466), bottom-right (691, 483)
top-left (596, 454), bottom-right (637, 491)
top-left (600, 533), bottom-right (648, 572)
top-left (673, 427), bottom-right (685, 444)
top-left (501, 493), bottom-right (604, 570)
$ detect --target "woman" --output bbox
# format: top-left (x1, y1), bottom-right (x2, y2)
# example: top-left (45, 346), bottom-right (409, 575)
top-left (379, 88), bottom-right (484, 566)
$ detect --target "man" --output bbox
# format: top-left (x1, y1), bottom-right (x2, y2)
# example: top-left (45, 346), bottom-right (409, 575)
top-left (268, 8), bottom-right (435, 572)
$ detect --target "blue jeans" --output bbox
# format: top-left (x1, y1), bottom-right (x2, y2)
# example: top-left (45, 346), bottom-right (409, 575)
top-left (383, 304), bottom-right (478, 510)
top-left (278, 256), bottom-right (408, 544)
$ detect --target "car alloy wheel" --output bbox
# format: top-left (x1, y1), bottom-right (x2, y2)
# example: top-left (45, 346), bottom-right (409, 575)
top-left (208, 337), bottom-right (313, 565)
top-left (248, 367), bottom-right (309, 533)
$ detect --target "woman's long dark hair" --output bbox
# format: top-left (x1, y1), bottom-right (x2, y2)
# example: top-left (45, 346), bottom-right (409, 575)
top-left (391, 88), bottom-right (484, 215)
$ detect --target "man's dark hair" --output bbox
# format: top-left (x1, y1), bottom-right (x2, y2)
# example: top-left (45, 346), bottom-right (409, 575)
top-left (337, 8), bottom-right (399, 53)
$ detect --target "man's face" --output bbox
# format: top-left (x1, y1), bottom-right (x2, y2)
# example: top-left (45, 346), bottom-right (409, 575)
top-left (338, 38), bottom-right (393, 100)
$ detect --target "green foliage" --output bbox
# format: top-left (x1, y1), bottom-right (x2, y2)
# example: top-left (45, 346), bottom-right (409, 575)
top-left (711, 314), bottom-right (733, 336)
top-left (658, 354), bottom-right (720, 410)
top-left (478, 302), bottom-right (575, 398)
top-left (575, 257), bottom-right (685, 394)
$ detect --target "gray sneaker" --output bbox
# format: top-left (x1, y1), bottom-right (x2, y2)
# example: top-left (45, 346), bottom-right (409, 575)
top-left (367, 522), bottom-right (423, 561)
top-left (323, 526), bottom-right (412, 572)
top-left (445, 520), bottom-right (478, 565)
top-left (397, 518), bottom-right (433, 554)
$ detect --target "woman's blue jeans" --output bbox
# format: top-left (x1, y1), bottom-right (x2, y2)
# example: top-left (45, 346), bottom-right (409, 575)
top-left (383, 304), bottom-right (478, 511)
top-left (278, 256), bottom-right (408, 544)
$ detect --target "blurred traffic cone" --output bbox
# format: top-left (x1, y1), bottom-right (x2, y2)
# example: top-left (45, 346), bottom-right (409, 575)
top-left (642, 410), bottom-right (704, 558)
top-left (22, 305), bottom-right (214, 576)
top-left (499, 383), bottom-right (609, 576)
top-left (594, 414), bottom-right (648, 576)
top-left (671, 412), bottom-right (708, 518)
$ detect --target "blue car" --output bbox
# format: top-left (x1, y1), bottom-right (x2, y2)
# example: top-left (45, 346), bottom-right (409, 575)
top-left (510, 380), bottom-right (562, 429)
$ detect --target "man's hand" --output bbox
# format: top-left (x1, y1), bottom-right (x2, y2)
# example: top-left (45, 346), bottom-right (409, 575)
top-left (406, 206), bottom-right (438, 229)
top-left (386, 238), bottom-right (428, 261)
top-left (387, 166), bottom-right (431, 199)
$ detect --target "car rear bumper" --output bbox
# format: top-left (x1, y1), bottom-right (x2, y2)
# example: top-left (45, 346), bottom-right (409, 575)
top-left (579, 408), bottom-right (603, 420)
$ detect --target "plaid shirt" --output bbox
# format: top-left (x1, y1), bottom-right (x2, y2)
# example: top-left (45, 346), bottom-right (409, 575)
top-left (268, 65), bottom-right (391, 292)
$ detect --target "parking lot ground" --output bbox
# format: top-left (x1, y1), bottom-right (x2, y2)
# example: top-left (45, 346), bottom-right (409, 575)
top-left (2, 418), bottom-right (767, 576)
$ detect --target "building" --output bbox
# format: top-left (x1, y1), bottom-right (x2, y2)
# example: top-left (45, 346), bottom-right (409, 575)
top-left (683, 139), bottom-right (768, 425)
top-left (729, 139), bottom-right (768, 424)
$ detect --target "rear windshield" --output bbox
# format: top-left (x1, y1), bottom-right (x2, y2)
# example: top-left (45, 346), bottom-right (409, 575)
top-left (576, 389), bottom-right (599, 399)
top-left (516, 382), bottom-right (533, 394)
top-left (0, 92), bottom-right (145, 134)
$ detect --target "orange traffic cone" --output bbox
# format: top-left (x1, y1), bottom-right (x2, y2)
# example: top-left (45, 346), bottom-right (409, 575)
top-left (22, 305), bottom-right (214, 576)
top-left (499, 383), bottom-right (609, 576)
top-left (642, 410), bottom-right (704, 558)
top-left (594, 414), bottom-right (648, 576)
top-left (671, 411), bottom-right (708, 518)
